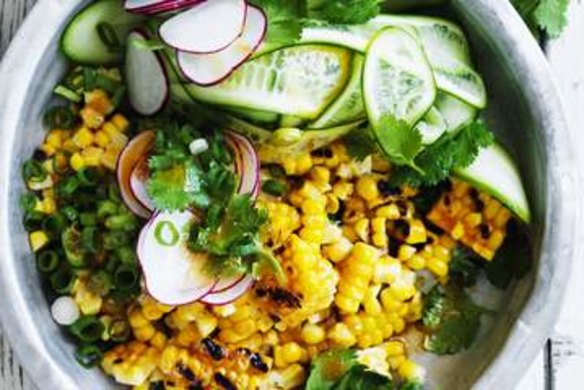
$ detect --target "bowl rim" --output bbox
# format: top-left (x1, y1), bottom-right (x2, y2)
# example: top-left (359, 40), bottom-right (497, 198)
top-left (0, 0), bottom-right (578, 389)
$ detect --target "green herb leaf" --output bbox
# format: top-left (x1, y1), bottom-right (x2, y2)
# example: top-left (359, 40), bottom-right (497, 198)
top-left (306, 349), bottom-right (358, 390)
top-left (485, 220), bottom-right (532, 289)
top-left (343, 126), bottom-right (379, 161)
top-left (373, 115), bottom-right (423, 169)
top-left (309, 0), bottom-right (382, 24)
top-left (449, 246), bottom-right (483, 287)
top-left (391, 121), bottom-right (494, 187)
top-left (533, 0), bottom-right (569, 38)
top-left (249, 0), bottom-right (304, 44)
top-left (147, 163), bottom-right (207, 211)
top-left (422, 284), bottom-right (484, 355)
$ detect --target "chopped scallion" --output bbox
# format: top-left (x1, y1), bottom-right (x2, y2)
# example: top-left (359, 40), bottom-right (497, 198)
top-left (43, 106), bottom-right (76, 129)
top-left (113, 265), bottom-right (139, 291)
top-left (262, 179), bottom-right (288, 197)
top-left (69, 316), bottom-right (105, 343)
top-left (154, 221), bottom-right (179, 246)
top-left (75, 344), bottom-right (103, 369)
top-left (54, 85), bottom-right (82, 103)
top-left (50, 267), bottom-right (76, 294)
top-left (37, 250), bottom-right (60, 273)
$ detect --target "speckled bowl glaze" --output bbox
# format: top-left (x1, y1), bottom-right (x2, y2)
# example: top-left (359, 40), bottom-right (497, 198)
top-left (0, 0), bottom-right (578, 389)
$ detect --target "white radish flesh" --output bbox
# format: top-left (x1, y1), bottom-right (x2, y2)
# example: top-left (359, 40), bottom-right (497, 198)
top-left (130, 157), bottom-right (155, 212)
top-left (117, 131), bottom-right (156, 219)
top-left (159, 0), bottom-right (246, 53)
top-left (139, 211), bottom-right (217, 305)
top-left (126, 30), bottom-right (169, 115)
top-left (200, 275), bottom-right (254, 305)
top-left (225, 130), bottom-right (260, 200)
top-left (177, 5), bottom-right (267, 86)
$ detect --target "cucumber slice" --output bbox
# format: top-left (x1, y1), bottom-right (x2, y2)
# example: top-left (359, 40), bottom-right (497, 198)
top-left (180, 45), bottom-right (352, 119)
top-left (432, 58), bottom-right (487, 109)
top-left (416, 107), bottom-right (447, 145)
top-left (222, 106), bottom-right (280, 125)
top-left (60, 0), bottom-right (143, 65)
top-left (363, 27), bottom-right (436, 127)
top-left (279, 115), bottom-right (306, 128)
top-left (310, 54), bottom-right (366, 129)
top-left (434, 92), bottom-right (478, 134)
top-left (454, 143), bottom-right (531, 223)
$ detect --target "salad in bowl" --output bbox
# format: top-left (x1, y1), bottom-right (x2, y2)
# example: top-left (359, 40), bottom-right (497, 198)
top-left (19, 0), bottom-right (533, 389)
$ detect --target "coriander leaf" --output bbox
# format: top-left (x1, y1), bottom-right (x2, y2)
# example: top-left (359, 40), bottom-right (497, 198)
top-left (306, 349), bottom-right (358, 390)
top-left (399, 382), bottom-right (424, 390)
top-left (422, 284), bottom-right (484, 355)
top-left (391, 121), bottom-right (494, 187)
top-left (343, 126), bottom-right (379, 161)
top-left (373, 115), bottom-right (423, 169)
top-left (449, 246), bottom-right (483, 287)
top-left (485, 220), bottom-right (532, 289)
top-left (335, 366), bottom-right (393, 390)
top-left (533, 0), bottom-right (569, 38)
top-left (309, 0), bottom-right (381, 25)
top-left (147, 163), bottom-right (208, 211)
top-left (249, 0), bottom-right (304, 45)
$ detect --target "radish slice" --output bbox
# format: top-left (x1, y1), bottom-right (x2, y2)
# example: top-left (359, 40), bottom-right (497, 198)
top-left (126, 30), bottom-right (169, 115)
top-left (177, 5), bottom-right (267, 86)
top-left (225, 130), bottom-right (260, 200)
top-left (117, 131), bottom-right (156, 219)
top-left (125, 0), bottom-right (204, 15)
top-left (130, 157), bottom-right (156, 212)
top-left (159, 0), bottom-right (246, 53)
top-left (200, 275), bottom-right (254, 305)
top-left (138, 211), bottom-right (217, 305)
top-left (211, 273), bottom-right (245, 293)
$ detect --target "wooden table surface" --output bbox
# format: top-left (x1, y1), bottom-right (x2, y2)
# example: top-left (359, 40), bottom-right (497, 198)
top-left (1, 1), bottom-right (583, 389)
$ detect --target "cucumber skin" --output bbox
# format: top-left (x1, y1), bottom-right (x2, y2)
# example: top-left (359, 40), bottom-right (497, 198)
top-left (60, 0), bottom-right (143, 65)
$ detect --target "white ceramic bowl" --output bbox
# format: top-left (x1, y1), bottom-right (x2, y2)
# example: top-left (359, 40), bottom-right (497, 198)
top-left (0, 0), bottom-right (578, 389)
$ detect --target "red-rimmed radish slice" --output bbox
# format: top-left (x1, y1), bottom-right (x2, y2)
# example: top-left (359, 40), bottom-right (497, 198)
top-left (126, 30), bottom-right (169, 115)
top-left (117, 131), bottom-right (156, 219)
top-left (200, 275), bottom-right (254, 305)
top-left (125, 0), bottom-right (204, 15)
top-left (138, 211), bottom-right (217, 305)
top-left (211, 273), bottom-right (245, 293)
top-left (130, 157), bottom-right (155, 212)
top-left (159, 0), bottom-right (246, 53)
top-left (225, 130), bottom-right (260, 200)
top-left (177, 5), bottom-right (267, 86)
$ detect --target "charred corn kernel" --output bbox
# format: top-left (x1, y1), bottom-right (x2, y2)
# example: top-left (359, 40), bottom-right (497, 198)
top-left (452, 222), bottom-right (465, 239)
top-left (335, 243), bottom-right (379, 314)
top-left (332, 181), bottom-right (354, 200)
top-left (46, 130), bottom-right (64, 148)
top-left (80, 106), bottom-right (105, 129)
top-left (81, 146), bottom-right (104, 167)
top-left (406, 219), bottom-right (427, 244)
top-left (70, 152), bottom-right (85, 171)
top-left (29, 230), bottom-right (49, 252)
top-left (86, 89), bottom-right (113, 115)
top-left (102, 122), bottom-right (120, 137)
top-left (398, 245), bottom-right (416, 261)
top-left (111, 114), bottom-right (130, 132)
top-left (464, 212), bottom-right (483, 227)
top-left (374, 256), bottom-right (402, 284)
top-left (353, 218), bottom-right (370, 242)
top-left (407, 255), bottom-right (426, 270)
top-left (356, 175), bottom-right (380, 201)
top-left (385, 341), bottom-right (406, 357)
top-left (102, 341), bottom-right (158, 386)
top-left (196, 312), bottom-right (218, 338)
top-left (141, 296), bottom-right (173, 321)
top-left (328, 323), bottom-right (356, 347)
top-left (323, 237), bottom-right (353, 263)
top-left (72, 127), bottom-right (94, 148)
top-left (150, 331), bottom-right (167, 350)
top-left (94, 131), bottom-right (110, 147)
top-left (301, 323), bottom-right (325, 344)
top-left (376, 204), bottom-right (401, 220)
top-left (488, 230), bottom-right (505, 249)
top-left (399, 360), bottom-right (426, 383)
top-left (372, 154), bottom-right (391, 172)
top-left (62, 139), bottom-right (78, 153)
top-left (133, 322), bottom-right (156, 341)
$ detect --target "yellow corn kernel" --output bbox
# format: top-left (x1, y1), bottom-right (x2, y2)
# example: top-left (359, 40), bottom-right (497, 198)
top-left (464, 212), bottom-right (483, 228)
top-left (111, 114), bottom-right (130, 132)
top-left (323, 237), bottom-right (353, 263)
top-left (62, 139), bottom-right (79, 153)
top-left (356, 175), bottom-right (380, 201)
top-left (385, 341), bottom-right (406, 357)
top-left (75, 288), bottom-right (103, 315)
top-left (353, 218), bottom-right (370, 242)
top-left (332, 181), bottom-right (354, 201)
top-left (398, 360), bottom-right (426, 383)
top-left (101, 148), bottom-right (120, 170)
top-left (452, 222), bottom-right (465, 240)
top-left (301, 323), bottom-right (325, 345)
top-left (109, 132), bottom-right (129, 151)
top-left (273, 364), bottom-right (306, 389)
top-left (129, 309), bottom-right (151, 329)
top-left (295, 153), bottom-right (313, 175)
top-left (40, 144), bottom-right (56, 157)
top-left (376, 204), bottom-right (401, 220)
top-left (328, 323), bottom-right (356, 347)
top-left (363, 284), bottom-right (383, 316)
top-left (427, 258), bottom-right (448, 277)
top-left (212, 303), bottom-right (236, 318)
top-left (488, 229), bottom-right (506, 249)
top-left (310, 166), bottom-right (331, 183)
top-left (398, 245), bottom-right (417, 261)
top-left (80, 107), bottom-right (104, 129)
top-left (69, 152), bottom-right (85, 171)
top-left (281, 342), bottom-right (304, 364)
top-left (150, 331), bottom-right (167, 350)
top-left (72, 127), bottom-right (94, 148)
top-left (407, 255), bottom-right (426, 271)
top-left (46, 130), bottom-right (64, 148)
top-left (406, 219), bottom-right (427, 244)
top-left (389, 355), bottom-right (407, 370)
top-left (86, 89), bottom-right (113, 115)
top-left (102, 122), bottom-right (120, 137)
top-left (29, 230), bottom-right (49, 252)
top-left (81, 146), bottom-right (104, 167)
top-left (94, 131), bottom-right (110, 148)
top-left (134, 323), bottom-right (156, 342)
top-left (374, 256), bottom-right (402, 284)
top-left (195, 312), bottom-right (218, 338)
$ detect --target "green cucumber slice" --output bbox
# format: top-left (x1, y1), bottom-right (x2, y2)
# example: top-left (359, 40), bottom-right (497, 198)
top-left (432, 58), bottom-right (487, 109)
top-left (60, 0), bottom-right (143, 65)
top-left (181, 45), bottom-right (352, 119)
top-left (363, 27), bottom-right (436, 127)
top-left (434, 92), bottom-right (478, 134)
top-left (221, 107), bottom-right (280, 125)
top-left (279, 115), bottom-right (306, 128)
top-left (416, 107), bottom-right (447, 145)
top-left (454, 143), bottom-right (531, 223)
top-left (310, 54), bottom-right (366, 129)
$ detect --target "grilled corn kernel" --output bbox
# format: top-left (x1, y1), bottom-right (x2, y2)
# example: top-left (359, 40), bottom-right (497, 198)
top-left (46, 130), bottom-right (64, 148)
top-left (81, 146), bottom-right (104, 167)
top-left (323, 237), bottom-right (353, 263)
top-left (29, 230), bottom-right (49, 252)
top-left (80, 107), bottom-right (105, 129)
top-left (72, 127), bottom-right (94, 148)
top-left (385, 340), bottom-right (406, 357)
top-left (328, 323), bottom-right (356, 347)
top-left (111, 114), bottom-right (130, 132)
top-left (356, 175), bottom-right (380, 201)
top-left (398, 360), bottom-right (426, 383)
top-left (102, 122), bottom-right (120, 137)
top-left (353, 218), bottom-right (370, 242)
top-left (94, 131), bottom-right (110, 148)
top-left (301, 323), bottom-right (325, 345)
top-left (86, 89), bottom-right (113, 115)
top-left (376, 204), bottom-right (401, 220)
